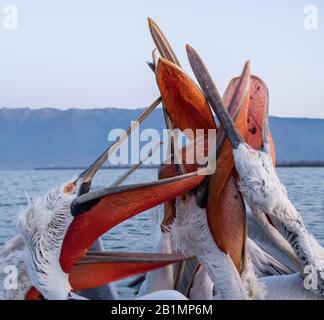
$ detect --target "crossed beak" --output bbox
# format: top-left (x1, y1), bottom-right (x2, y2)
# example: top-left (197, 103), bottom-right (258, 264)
top-left (153, 37), bottom-right (251, 272)
top-left (147, 20), bottom-right (275, 278)
top-left (25, 19), bottom-right (278, 300)
top-left (148, 20), bottom-right (249, 273)
top-left (186, 45), bottom-right (276, 273)
top-left (24, 75), bottom-right (211, 300)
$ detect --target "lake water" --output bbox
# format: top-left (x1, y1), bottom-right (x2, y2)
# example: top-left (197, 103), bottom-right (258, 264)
top-left (0, 167), bottom-right (324, 298)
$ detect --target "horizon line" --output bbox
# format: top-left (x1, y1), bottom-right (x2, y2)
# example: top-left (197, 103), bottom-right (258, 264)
top-left (1, 106), bottom-right (324, 121)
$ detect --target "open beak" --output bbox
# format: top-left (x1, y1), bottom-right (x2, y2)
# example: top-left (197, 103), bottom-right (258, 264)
top-left (148, 17), bottom-right (181, 67)
top-left (186, 45), bottom-right (251, 272)
top-left (156, 59), bottom-right (250, 234)
top-left (156, 58), bottom-right (217, 136)
top-left (154, 54), bottom-right (217, 211)
top-left (148, 15), bottom-right (210, 244)
top-left (148, 17), bottom-right (187, 175)
top-left (69, 252), bottom-right (193, 292)
top-left (60, 170), bottom-right (206, 273)
top-left (25, 252), bottom-right (193, 299)
top-left (75, 97), bottom-right (162, 195)
top-left (27, 170), bottom-right (201, 300)
top-left (186, 45), bottom-right (246, 150)
top-left (186, 45), bottom-right (278, 273)
top-left (149, 19), bottom-right (217, 137)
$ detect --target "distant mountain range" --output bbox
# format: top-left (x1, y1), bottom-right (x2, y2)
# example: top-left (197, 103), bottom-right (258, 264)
top-left (0, 107), bottom-right (323, 169)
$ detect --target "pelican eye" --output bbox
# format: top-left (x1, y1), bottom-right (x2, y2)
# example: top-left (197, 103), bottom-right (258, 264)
top-left (64, 183), bottom-right (76, 194)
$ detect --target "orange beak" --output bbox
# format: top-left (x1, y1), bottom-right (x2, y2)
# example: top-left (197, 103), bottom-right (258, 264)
top-left (148, 17), bottom-right (181, 67)
top-left (26, 252), bottom-right (193, 300)
top-left (69, 252), bottom-right (192, 292)
top-left (187, 45), bottom-right (276, 274)
top-left (246, 76), bottom-right (276, 228)
top-left (25, 171), bottom-right (206, 300)
top-left (155, 51), bottom-right (250, 273)
top-left (155, 57), bottom-right (250, 268)
top-left (212, 76), bottom-right (276, 272)
top-left (247, 76), bottom-right (276, 163)
top-left (153, 53), bottom-right (217, 230)
top-left (60, 171), bottom-right (205, 273)
top-left (204, 62), bottom-right (251, 272)
top-left (156, 58), bottom-right (217, 136)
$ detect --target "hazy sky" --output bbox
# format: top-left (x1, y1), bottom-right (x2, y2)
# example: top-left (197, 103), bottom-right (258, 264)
top-left (0, 0), bottom-right (323, 118)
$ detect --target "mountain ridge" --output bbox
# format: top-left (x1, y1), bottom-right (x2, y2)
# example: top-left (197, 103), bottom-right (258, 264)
top-left (0, 107), bottom-right (323, 169)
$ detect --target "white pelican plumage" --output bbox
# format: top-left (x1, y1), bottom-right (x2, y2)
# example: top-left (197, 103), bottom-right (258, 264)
top-left (139, 18), bottom-right (298, 298)
top-left (187, 44), bottom-right (324, 299)
top-left (140, 18), bottom-right (261, 299)
top-left (0, 100), bottom-right (210, 299)
top-left (0, 164), bottom-right (206, 300)
top-left (2, 16), bottom-right (321, 301)
top-left (140, 52), bottom-right (263, 299)
top-left (1, 162), bottom-right (205, 300)
top-left (138, 18), bottom-right (215, 299)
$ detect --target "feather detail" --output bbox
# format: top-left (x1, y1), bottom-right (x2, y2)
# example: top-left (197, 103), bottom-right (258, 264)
top-left (233, 143), bottom-right (324, 297)
top-left (171, 196), bottom-right (252, 300)
top-left (17, 184), bottom-right (75, 300)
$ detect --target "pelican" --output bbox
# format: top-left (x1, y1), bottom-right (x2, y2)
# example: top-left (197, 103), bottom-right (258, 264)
top-left (160, 61), bottom-right (264, 300)
top-left (138, 45), bottom-right (320, 300)
top-left (2, 150), bottom-right (208, 300)
top-left (0, 154), bottom-right (207, 300)
top-left (138, 18), bottom-right (218, 298)
top-left (139, 19), bottom-right (290, 299)
top-left (0, 98), bottom-right (210, 300)
top-left (2, 17), bottom-right (319, 301)
top-left (140, 18), bottom-right (251, 299)
top-left (187, 44), bottom-right (324, 299)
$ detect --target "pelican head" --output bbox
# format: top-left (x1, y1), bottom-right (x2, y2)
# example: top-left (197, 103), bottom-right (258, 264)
top-left (17, 158), bottom-right (204, 300)
top-left (18, 181), bottom-right (77, 299)
top-left (186, 46), bottom-right (324, 298)
top-left (17, 156), bottom-right (107, 300)
top-left (186, 45), bottom-right (295, 227)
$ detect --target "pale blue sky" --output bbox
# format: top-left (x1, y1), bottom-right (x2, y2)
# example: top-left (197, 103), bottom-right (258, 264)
top-left (0, 0), bottom-right (323, 118)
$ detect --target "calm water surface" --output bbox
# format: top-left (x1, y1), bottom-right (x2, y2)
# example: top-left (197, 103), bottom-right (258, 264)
top-left (0, 168), bottom-right (324, 298)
